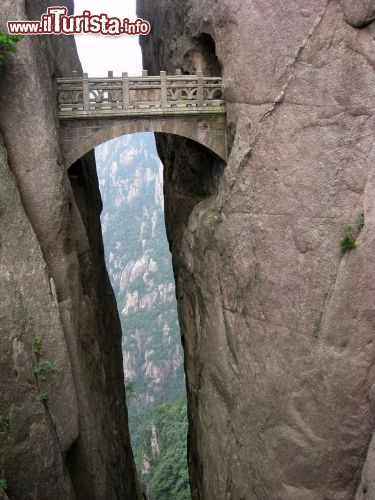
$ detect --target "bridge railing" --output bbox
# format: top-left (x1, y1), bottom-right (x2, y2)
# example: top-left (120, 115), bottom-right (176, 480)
top-left (57, 70), bottom-right (225, 115)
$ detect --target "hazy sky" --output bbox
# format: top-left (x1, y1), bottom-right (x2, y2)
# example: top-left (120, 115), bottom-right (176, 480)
top-left (74, 0), bottom-right (143, 75)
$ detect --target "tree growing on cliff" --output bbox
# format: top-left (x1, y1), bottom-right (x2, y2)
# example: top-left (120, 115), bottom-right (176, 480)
top-left (0, 32), bottom-right (23, 66)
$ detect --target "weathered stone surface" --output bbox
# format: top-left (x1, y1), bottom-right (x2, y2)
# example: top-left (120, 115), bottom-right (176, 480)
top-left (0, 134), bottom-right (76, 500)
top-left (356, 433), bottom-right (375, 499)
top-left (60, 113), bottom-right (227, 167)
top-left (0, 1), bottom-right (142, 498)
top-left (138, 0), bottom-right (375, 498)
top-left (340, 0), bottom-right (375, 27)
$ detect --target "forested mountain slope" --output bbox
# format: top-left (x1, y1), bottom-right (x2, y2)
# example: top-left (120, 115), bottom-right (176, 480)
top-left (96, 133), bottom-right (190, 499)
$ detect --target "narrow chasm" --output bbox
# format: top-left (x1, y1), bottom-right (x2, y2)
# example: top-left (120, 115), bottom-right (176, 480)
top-left (68, 133), bottom-right (224, 500)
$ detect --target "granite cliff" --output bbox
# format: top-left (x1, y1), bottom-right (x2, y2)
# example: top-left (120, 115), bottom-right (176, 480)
top-left (138, 0), bottom-right (375, 498)
top-left (2, 0), bottom-right (375, 498)
top-left (0, 1), bottom-right (142, 499)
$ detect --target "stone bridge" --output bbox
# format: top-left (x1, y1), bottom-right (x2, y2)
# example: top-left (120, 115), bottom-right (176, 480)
top-left (57, 70), bottom-right (227, 167)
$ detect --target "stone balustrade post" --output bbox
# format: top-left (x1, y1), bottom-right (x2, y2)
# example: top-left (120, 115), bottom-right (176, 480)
top-left (107, 71), bottom-right (114, 107)
top-left (160, 71), bottom-right (167, 109)
top-left (83, 73), bottom-right (90, 111)
top-left (175, 69), bottom-right (182, 75)
top-left (142, 70), bottom-right (148, 77)
top-left (197, 71), bottom-right (204, 108)
top-left (122, 72), bottom-right (130, 110)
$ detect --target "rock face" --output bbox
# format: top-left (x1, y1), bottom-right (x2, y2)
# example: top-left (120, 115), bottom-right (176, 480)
top-left (138, 0), bottom-right (375, 498)
top-left (0, 1), bottom-right (142, 499)
top-left (340, 0), bottom-right (375, 27)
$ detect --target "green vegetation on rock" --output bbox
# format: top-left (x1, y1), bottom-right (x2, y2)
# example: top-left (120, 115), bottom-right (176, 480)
top-left (0, 32), bottom-right (23, 66)
top-left (32, 336), bottom-right (42, 358)
top-left (143, 399), bottom-right (190, 500)
top-left (34, 360), bottom-right (56, 376)
top-left (39, 392), bottom-right (49, 403)
top-left (339, 213), bottom-right (365, 254)
top-left (339, 224), bottom-right (358, 253)
top-left (32, 337), bottom-right (56, 383)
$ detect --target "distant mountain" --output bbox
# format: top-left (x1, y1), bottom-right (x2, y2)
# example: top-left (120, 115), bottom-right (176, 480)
top-left (96, 133), bottom-right (190, 499)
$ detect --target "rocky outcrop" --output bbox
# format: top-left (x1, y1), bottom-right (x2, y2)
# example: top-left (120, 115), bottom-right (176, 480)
top-left (138, 0), bottom-right (375, 498)
top-left (340, 0), bottom-right (375, 27)
top-left (0, 1), bottom-right (142, 499)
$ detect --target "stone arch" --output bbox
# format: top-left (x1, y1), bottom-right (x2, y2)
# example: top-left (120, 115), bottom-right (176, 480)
top-left (61, 114), bottom-right (227, 167)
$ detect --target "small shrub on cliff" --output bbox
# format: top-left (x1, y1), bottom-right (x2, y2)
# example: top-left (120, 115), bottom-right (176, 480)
top-left (33, 336), bottom-right (42, 359)
top-left (39, 392), bottom-right (49, 403)
top-left (34, 360), bottom-right (56, 377)
top-left (0, 32), bottom-right (24, 66)
top-left (340, 225), bottom-right (356, 253)
top-left (0, 479), bottom-right (7, 491)
top-left (32, 337), bottom-right (56, 382)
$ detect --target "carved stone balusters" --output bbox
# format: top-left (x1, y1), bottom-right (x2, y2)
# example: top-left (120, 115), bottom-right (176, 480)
top-left (57, 71), bottom-right (225, 114)
top-left (122, 72), bottom-right (129, 110)
top-left (83, 73), bottom-right (90, 112)
top-left (160, 71), bottom-right (167, 109)
top-left (197, 71), bottom-right (204, 108)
